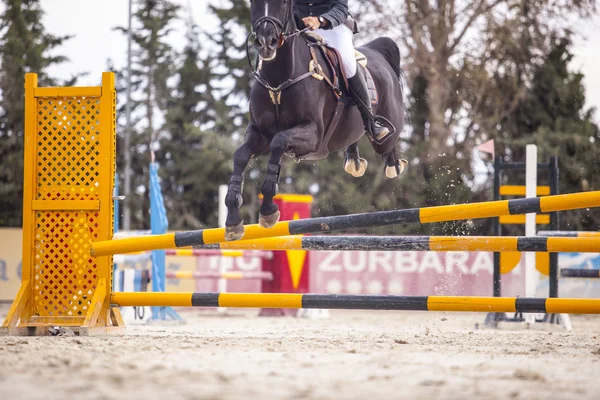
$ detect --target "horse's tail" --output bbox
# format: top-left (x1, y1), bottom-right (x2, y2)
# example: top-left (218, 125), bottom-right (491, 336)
top-left (366, 37), bottom-right (401, 79)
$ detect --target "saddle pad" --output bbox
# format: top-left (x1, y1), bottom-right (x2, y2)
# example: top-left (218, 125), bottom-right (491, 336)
top-left (362, 65), bottom-right (378, 106)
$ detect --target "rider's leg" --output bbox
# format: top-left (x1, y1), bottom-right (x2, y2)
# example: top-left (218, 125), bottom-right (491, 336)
top-left (315, 24), bottom-right (391, 141)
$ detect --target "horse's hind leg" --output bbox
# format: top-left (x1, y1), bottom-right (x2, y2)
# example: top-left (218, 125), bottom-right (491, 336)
top-left (383, 147), bottom-right (408, 178)
top-left (344, 142), bottom-right (368, 178)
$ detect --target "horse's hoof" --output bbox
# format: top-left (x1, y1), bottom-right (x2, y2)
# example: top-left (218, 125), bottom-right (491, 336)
top-left (225, 222), bottom-right (245, 241)
top-left (385, 159), bottom-right (408, 178)
top-left (344, 157), bottom-right (368, 177)
top-left (259, 210), bottom-right (281, 228)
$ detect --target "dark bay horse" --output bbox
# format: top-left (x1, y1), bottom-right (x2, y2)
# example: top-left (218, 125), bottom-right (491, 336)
top-left (224, 0), bottom-right (406, 240)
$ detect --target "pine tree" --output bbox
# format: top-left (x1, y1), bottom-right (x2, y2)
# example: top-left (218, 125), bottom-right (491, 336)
top-left (497, 36), bottom-right (600, 230)
top-left (159, 13), bottom-right (236, 229)
top-left (115, 0), bottom-right (180, 229)
top-left (0, 0), bottom-right (73, 226)
top-left (208, 0), bottom-right (252, 136)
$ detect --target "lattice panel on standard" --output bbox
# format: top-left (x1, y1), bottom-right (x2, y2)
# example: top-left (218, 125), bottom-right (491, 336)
top-left (32, 96), bottom-right (102, 320)
top-left (36, 97), bottom-right (101, 201)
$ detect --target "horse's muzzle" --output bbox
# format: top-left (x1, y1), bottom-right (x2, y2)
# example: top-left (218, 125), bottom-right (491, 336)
top-left (255, 35), bottom-right (278, 62)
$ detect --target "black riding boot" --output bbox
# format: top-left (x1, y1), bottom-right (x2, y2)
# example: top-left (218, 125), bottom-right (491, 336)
top-left (348, 68), bottom-right (391, 141)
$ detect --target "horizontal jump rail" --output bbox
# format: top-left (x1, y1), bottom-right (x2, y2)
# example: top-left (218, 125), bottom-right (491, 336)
top-left (165, 271), bottom-right (273, 281)
top-left (561, 269), bottom-right (600, 278)
top-left (164, 249), bottom-right (273, 259)
top-left (194, 236), bottom-right (600, 253)
top-left (91, 190), bottom-right (600, 257)
top-left (537, 231), bottom-right (600, 238)
top-left (110, 293), bottom-right (600, 314)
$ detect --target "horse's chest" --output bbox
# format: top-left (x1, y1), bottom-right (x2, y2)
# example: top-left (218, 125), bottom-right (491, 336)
top-left (253, 90), bottom-right (309, 133)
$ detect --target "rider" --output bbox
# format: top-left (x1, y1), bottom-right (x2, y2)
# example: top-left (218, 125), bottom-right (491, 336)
top-left (295, 0), bottom-right (391, 141)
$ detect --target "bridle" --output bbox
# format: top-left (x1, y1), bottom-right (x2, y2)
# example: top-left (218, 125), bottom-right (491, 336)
top-left (246, 1), bottom-right (316, 130)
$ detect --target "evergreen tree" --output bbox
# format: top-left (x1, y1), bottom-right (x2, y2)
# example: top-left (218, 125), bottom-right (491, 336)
top-left (0, 0), bottom-right (73, 226)
top-left (115, 0), bottom-right (180, 229)
top-left (159, 13), bottom-right (235, 229)
top-left (496, 36), bottom-right (600, 230)
top-left (208, 0), bottom-right (252, 136)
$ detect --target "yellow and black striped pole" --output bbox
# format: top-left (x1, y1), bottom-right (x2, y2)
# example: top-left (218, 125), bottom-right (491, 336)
top-left (110, 292), bottom-right (600, 314)
top-left (561, 269), bottom-right (600, 278)
top-left (164, 249), bottom-right (272, 259)
top-left (165, 271), bottom-right (274, 281)
top-left (91, 190), bottom-right (600, 257)
top-left (537, 231), bottom-right (600, 238)
top-left (197, 235), bottom-right (600, 253)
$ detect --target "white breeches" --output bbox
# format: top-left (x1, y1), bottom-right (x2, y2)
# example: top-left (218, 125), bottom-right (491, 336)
top-left (314, 23), bottom-right (357, 78)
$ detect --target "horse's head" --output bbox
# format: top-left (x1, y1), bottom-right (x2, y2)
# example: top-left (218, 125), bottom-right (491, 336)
top-left (250, 0), bottom-right (294, 62)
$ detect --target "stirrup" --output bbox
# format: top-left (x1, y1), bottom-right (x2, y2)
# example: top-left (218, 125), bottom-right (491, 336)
top-left (367, 115), bottom-right (396, 145)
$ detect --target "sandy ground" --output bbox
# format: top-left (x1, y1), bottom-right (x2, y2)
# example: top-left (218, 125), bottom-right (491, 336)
top-left (1, 306), bottom-right (599, 400)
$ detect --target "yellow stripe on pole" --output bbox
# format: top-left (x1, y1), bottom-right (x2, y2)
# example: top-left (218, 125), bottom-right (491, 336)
top-left (577, 232), bottom-right (600, 238)
top-left (419, 201), bottom-right (510, 223)
top-left (499, 214), bottom-right (550, 225)
top-left (91, 233), bottom-right (176, 257)
top-left (499, 185), bottom-right (550, 196)
top-left (171, 249), bottom-right (194, 256)
top-left (110, 292), bottom-right (192, 307)
top-left (217, 235), bottom-right (303, 250)
top-left (545, 298), bottom-right (600, 314)
top-left (427, 296), bottom-right (517, 312)
top-left (218, 293), bottom-right (303, 308)
top-left (547, 238), bottom-right (600, 253)
top-left (201, 221), bottom-right (292, 245)
top-left (429, 236), bottom-right (518, 252)
top-left (221, 272), bottom-right (244, 280)
top-left (540, 191), bottom-right (600, 213)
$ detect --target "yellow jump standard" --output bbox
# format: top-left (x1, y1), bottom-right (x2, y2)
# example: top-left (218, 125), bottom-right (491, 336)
top-left (110, 292), bottom-right (600, 314)
top-left (91, 190), bottom-right (600, 257)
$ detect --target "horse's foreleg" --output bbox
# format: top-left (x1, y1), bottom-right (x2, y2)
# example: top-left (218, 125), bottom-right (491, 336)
top-left (225, 125), bottom-right (267, 241)
top-left (343, 142), bottom-right (368, 178)
top-left (259, 123), bottom-right (318, 228)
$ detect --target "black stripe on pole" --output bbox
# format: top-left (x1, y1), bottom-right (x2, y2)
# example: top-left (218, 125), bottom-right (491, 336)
top-left (288, 209), bottom-right (421, 235)
top-left (561, 269), bottom-right (600, 278)
top-left (515, 298), bottom-right (547, 313)
top-left (301, 294), bottom-right (429, 310)
top-left (508, 197), bottom-right (541, 215)
top-left (302, 236), bottom-right (432, 251)
top-left (175, 230), bottom-right (206, 247)
top-left (191, 293), bottom-right (219, 307)
top-left (517, 237), bottom-right (548, 252)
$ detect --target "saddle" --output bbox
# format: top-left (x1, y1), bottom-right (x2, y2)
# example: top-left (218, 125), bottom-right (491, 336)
top-left (303, 32), bottom-right (378, 106)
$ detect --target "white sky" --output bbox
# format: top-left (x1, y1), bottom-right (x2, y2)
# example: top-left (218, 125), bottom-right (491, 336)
top-left (39, 0), bottom-right (600, 123)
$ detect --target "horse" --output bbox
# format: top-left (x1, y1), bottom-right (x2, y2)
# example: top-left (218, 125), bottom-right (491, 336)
top-left (223, 0), bottom-right (406, 240)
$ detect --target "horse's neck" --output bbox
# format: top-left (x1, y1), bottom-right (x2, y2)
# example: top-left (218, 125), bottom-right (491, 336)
top-left (260, 36), bottom-right (305, 87)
